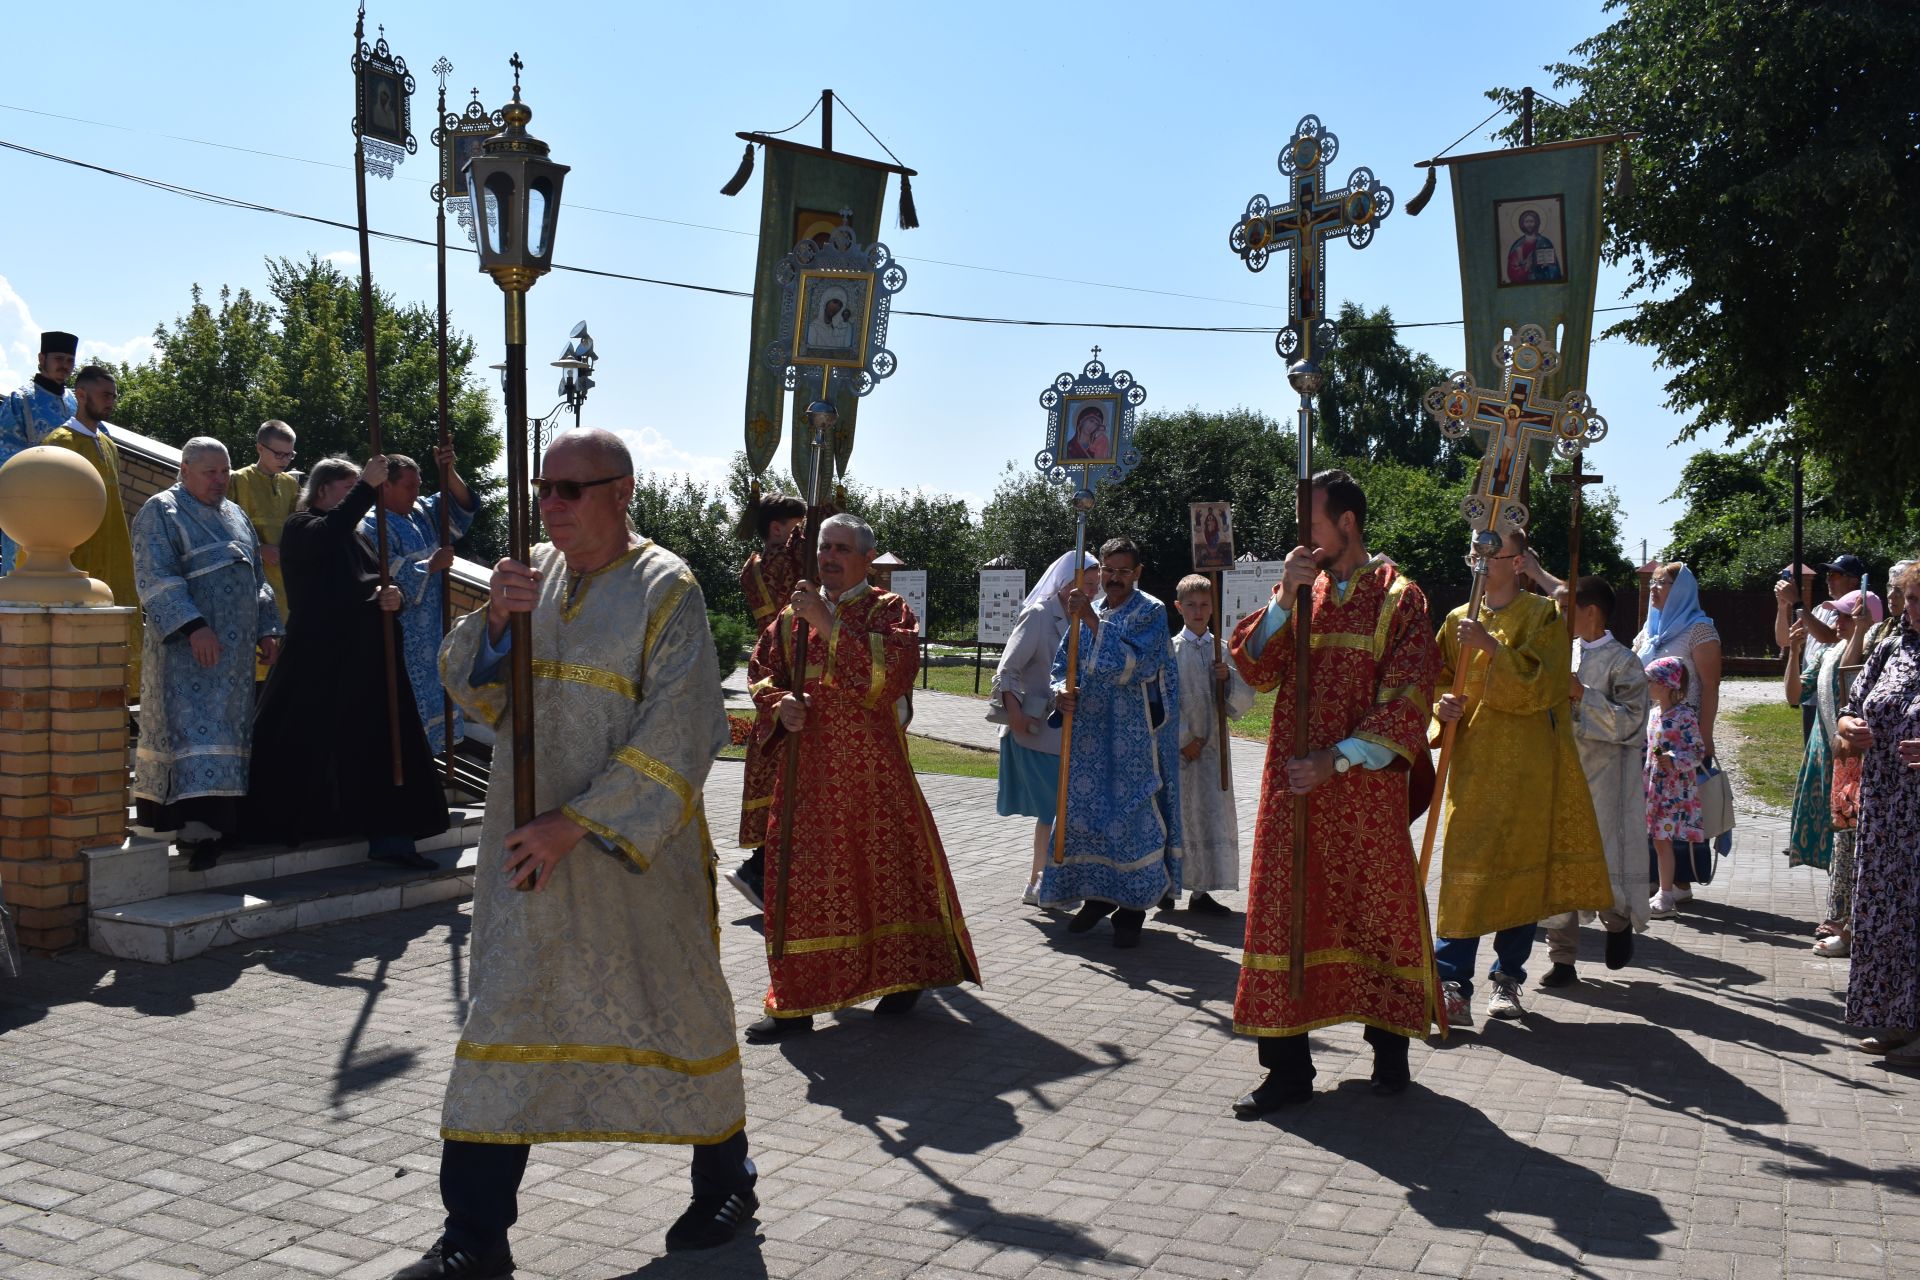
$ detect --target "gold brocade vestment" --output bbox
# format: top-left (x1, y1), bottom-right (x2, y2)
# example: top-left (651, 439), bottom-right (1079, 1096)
top-left (437, 540), bottom-right (745, 1145)
top-left (1432, 591), bottom-right (1610, 938)
top-left (39, 423), bottom-right (140, 697)
top-left (229, 463), bottom-right (299, 681)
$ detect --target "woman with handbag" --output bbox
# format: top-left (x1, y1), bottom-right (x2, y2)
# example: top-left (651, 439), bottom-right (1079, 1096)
top-left (1832, 570), bottom-right (1920, 1061)
top-left (990, 550), bottom-right (1098, 906)
top-left (1632, 563), bottom-right (1726, 898)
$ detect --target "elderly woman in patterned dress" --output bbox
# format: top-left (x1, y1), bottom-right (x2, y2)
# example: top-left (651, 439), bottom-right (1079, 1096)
top-left (1833, 569), bottom-right (1920, 1063)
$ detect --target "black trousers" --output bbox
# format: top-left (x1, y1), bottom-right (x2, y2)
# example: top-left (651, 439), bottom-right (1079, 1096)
top-left (1257, 1026), bottom-right (1409, 1088)
top-left (440, 1132), bottom-right (754, 1252)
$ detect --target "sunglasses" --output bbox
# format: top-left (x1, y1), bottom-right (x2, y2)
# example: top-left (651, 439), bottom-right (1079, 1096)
top-left (531, 474), bottom-right (627, 501)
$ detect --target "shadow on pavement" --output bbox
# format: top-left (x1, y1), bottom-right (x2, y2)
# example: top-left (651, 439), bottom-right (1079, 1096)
top-left (774, 985), bottom-right (1137, 1268)
top-left (1270, 1078), bottom-right (1675, 1279)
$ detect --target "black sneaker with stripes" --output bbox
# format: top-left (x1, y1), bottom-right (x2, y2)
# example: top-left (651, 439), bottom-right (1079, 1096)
top-left (664, 1188), bottom-right (759, 1251)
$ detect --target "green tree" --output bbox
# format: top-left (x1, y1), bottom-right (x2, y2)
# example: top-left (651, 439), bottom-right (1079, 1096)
top-left (1490, 1), bottom-right (1920, 517)
top-left (1316, 301), bottom-right (1465, 475)
top-left (1664, 444), bottom-right (1913, 590)
top-left (112, 254), bottom-right (505, 562)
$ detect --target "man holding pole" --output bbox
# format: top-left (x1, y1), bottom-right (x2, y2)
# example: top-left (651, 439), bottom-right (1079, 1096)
top-left (362, 445), bottom-right (479, 755)
top-left (1039, 537), bottom-right (1182, 949)
top-left (1227, 470), bottom-right (1442, 1113)
top-left (743, 512), bottom-right (978, 1042)
top-left (1430, 527), bottom-right (1610, 1025)
top-left (402, 430), bottom-right (757, 1276)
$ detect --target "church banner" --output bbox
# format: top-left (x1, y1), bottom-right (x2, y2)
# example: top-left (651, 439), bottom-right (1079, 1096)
top-left (724, 118), bottom-right (905, 486)
top-left (1433, 138), bottom-right (1610, 468)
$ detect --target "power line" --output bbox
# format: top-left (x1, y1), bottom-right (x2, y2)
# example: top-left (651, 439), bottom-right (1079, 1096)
top-left (0, 135), bottom-right (1639, 338)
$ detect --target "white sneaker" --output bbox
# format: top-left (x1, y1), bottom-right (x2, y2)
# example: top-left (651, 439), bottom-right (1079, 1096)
top-left (1442, 980), bottom-right (1472, 1025)
top-left (1649, 889), bottom-right (1678, 919)
top-left (1671, 885), bottom-right (1694, 902)
top-left (1813, 934), bottom-right (1850, 958)
top-left (1487, 976), bottom-right (1525, 1020)
top-left (1021, 882), bottom-right (1040, 906)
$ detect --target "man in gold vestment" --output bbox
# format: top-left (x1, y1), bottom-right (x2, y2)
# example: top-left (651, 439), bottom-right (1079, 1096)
top-left (1432, 528), bottom-right (1610, 1026)
top-left (395, 430), bottom-right (756, 1279)
top-left (39, 365), bottom-right (140, 698)
top-left (228, 420), bottom-right (301, 682)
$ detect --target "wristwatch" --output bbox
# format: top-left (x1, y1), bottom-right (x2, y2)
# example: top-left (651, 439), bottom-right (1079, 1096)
top-left (1330, 747), bottom-right (1352, 775)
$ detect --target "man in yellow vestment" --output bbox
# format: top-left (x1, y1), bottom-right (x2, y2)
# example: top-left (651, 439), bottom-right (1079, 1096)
top-left (39, 365), bottom-right (140, 698)
top-left (229, 420), bottom-right (301, 682)
top-left (1432, 527), bottom-right (1610, 1026)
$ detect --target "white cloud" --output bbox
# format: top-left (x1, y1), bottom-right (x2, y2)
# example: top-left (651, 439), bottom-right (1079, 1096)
top-left (617, 424), bottom-right (731, 489)
top-left (0, 273), bottom-right (158, 387)
top-left (323, 249), bottom-right (361, 268)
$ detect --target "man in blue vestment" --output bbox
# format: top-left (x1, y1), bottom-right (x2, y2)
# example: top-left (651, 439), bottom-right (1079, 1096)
top-left (1039, 536), bottom-right (1183, 948)
top-left (1, 330), bottom-right (81, 572)
top-left (361, 445), bottom-right (479, 754)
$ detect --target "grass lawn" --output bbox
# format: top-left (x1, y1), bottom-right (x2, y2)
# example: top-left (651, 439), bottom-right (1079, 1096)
top-left (1727, 699), bottom-right (1806, 811)
top-left (719, 733), bottom-right (998, 780)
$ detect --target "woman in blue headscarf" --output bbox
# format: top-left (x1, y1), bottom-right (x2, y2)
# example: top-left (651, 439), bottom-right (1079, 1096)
top-left (1632, 563), bottom-right (1724, 902)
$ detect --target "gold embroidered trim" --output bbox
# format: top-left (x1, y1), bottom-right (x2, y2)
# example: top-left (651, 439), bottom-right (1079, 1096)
top-left (1374, 682), bottom-right (1431, 715)
top-left (561, 541), bottom-right (651, 623)
top-left (1372, 569), bottom-right (1411, 660)
top-left (823, 615), bottom-right (844, 688)
top-left (562, 804), bottom-right (649, 870)
top-left (613, 747), bottom-right (695, 828)
top-left (441, 1117), bottom-right (746, 1147)
top-left (773, 920), bottom-right (953, 956)
top-left (742, 796), bottom-right (773, 812)
top-left (455, 1040), bottom-right (740, 1074)
top-left (1232, 1015), bottom-right (1432, 1039)
top-left (1239, 947), bottom-right (1428, 984)
top-left (1311, 632), bottom-right (1374, 653)
top-left (532, 659), bottom-right (640, 702)
top-left (866, 634), bottom-right (886, 707)
top-left (1352, 728), bottom-right (1416, 765)
top-left (644, 570), bottom-right (696, 668)
top-left (763, 981), bottom-right (944, 1019)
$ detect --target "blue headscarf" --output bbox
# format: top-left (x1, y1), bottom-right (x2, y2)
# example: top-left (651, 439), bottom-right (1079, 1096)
top-left (1636, 564), bottom-right (1712, 660)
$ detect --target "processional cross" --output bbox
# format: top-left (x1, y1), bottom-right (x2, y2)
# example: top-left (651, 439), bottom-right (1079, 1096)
top-left (1416, 325), bottom-right (1608, 883)
top-left (1553, 461), bottom-right (1606, 587)
top-left (1225, 114), bottom-right (1393, 999)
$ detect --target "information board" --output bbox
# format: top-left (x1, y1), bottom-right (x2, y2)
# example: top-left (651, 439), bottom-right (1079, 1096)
top-left (977, 569), bottom-right (1027, 645)
top-left (891, 569), bottom-right (929, 638)
top-left (1220, 560), bottom-right (1286, 630)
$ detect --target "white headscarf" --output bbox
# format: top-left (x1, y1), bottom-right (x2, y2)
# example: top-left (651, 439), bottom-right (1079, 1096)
top-left (1020, 549), bottom-right (1099, 612)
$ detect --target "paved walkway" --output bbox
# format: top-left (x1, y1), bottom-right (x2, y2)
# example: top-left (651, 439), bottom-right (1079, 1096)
top-left (4, 686), bottom-right (1916, 1278)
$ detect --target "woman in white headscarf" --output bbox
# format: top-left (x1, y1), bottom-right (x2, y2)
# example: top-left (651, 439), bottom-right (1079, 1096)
top-left (991, 549), bottom-right (1100, 905)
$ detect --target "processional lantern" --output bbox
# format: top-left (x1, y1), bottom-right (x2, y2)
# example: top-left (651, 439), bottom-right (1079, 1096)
top-left (464, 54), bottom-right (571, 843)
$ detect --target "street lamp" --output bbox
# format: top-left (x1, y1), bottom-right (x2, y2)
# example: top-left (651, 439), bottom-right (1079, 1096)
top-left (465, 56), bottom-right (569, 839)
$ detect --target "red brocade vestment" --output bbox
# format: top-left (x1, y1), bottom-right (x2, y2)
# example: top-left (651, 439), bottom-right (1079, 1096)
top-left (749, 585), bottom-right (980, 1017)
top-left (736, 524), bottom-right (806, 848)
top-left (1227, 560), bottom-right (1444, 1039)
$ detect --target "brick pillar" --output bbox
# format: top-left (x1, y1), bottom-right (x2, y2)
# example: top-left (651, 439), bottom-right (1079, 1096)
top-left (1, 604), bottom-right (134, 954)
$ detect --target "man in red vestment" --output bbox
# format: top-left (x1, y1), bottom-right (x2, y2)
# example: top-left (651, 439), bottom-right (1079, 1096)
top-left (744, 513), bottom-right (980, 1042)
top-left (728, 492), bottom-right (808, 911)
top-left (1227, 470), bottom-right (1444, 1114)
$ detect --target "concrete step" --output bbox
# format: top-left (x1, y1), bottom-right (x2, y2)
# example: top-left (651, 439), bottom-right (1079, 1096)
top-left (88, 845), bottom-right (478, 965)
top-left (163, 806), bottom-right (486, 896)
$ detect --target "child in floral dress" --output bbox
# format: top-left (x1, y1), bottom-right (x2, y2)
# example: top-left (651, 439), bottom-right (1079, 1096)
top-left (1645, 656), bottom-right (1705, 919)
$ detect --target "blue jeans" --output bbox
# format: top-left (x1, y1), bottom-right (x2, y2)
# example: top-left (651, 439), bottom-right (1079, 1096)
top-left (1433, 923), bottom-right (1538, 999)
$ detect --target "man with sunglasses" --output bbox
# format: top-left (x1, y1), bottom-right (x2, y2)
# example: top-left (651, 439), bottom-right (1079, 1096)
top-left (1430, 527), bottom-right (1609, 1026)
top-left (402, 429), bottom-right (756, 1278)
top-left (230, 420), bottom-right (301, 682)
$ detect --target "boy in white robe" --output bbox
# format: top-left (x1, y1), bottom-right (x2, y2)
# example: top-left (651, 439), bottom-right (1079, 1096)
top-left (1171, 573), bottom-right (1256, 914)
top-left (1541, 576), bottom-right (1651, 985)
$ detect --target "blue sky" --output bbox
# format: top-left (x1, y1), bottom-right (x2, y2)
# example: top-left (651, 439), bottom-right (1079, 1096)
top-left (0, 0), bottom-right (1717, 565)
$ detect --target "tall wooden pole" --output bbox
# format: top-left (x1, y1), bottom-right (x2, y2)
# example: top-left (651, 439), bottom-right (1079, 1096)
top-left (1213, 571), bottom-right (1230, 791)
top-left (769, 403), bottom-right (831, 955)
top-left (1286, 384), bottom-right (1313, 998)
top-left (433, 68), bottom-right (455, 789)
top-left (1051, 497), bottom-right (1093, 862)
top-left (503, 287), bottom-right (536, 842)
top-left (353, 85), bottom-right (404, 788)
top-left (1417, 525), bottom-right (1500, 886)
